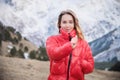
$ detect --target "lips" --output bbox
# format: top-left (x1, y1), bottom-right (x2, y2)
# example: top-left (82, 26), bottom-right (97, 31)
top-left (65, 28), bottom-right (71, 31)
top-left (64, 29), bottom-right (71, 32)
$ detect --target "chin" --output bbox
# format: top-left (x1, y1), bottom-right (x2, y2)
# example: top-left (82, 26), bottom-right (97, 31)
top-left (68, 30), bottom-right (72, 33)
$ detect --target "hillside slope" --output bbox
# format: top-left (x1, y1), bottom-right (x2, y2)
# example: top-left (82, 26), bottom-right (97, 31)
top-left (0, 56), bottom-right (120, 80)
top-left (0, 24), bottom-right (38, 55)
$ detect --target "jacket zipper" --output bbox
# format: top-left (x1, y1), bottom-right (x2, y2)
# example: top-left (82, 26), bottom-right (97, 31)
top-left (67, 33), bottom-right (72, 80)
top-left (67, 53), bottom-right (72, 80)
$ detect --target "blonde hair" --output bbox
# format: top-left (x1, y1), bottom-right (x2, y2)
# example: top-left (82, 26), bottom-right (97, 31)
top-left (57, 9), bottom-right (84, 39)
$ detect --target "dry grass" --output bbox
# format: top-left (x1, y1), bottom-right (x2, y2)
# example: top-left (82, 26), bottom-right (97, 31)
top-left (0, 56), bottom-right (49, 80)
top-left (0, 56), bottom-right (120, 80)
top-left (85, 69), bottom-right (120, 80)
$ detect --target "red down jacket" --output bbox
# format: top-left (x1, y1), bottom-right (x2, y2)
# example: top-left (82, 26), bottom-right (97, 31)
top-left (46, 29), bottom-right (94, 80)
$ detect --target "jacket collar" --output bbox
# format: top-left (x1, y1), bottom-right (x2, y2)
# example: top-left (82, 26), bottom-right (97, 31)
top-left (60, 28), bottom-right (76, 40)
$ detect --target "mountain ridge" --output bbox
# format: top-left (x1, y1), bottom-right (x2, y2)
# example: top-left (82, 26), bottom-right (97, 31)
top-left (0, 0), bottom-right (120, 46)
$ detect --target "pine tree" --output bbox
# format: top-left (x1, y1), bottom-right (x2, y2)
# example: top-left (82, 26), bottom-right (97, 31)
top-left (16, 31), bottom-right (22, 40)
top-left (10, 47), bottom-right (17, 57)
top-left (24, 46), bottom-right (28, 52)
top-left (17, 49), bottom-right (24, 58)
top-left (29, 50), bottom-right (36, 59)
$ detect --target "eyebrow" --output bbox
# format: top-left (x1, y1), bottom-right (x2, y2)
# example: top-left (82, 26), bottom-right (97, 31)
top-left (69, 20), bottom-right (73, 21)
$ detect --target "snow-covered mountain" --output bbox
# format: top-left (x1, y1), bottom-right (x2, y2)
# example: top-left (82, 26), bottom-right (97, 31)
top-left (0, 0), bottom-right (120, 62)
top-left (90, 26), bottom-right (120, 62)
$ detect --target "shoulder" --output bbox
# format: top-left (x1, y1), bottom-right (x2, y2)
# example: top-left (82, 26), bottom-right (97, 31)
top-left (46, 34), bottom-right (60, 43)
top-left (46, 35), bottom-right (61, 47)
top-left (78, 39), bottom-right (90, 47)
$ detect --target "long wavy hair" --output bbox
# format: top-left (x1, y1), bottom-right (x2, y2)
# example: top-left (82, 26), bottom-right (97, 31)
top-left (57, 9), bottom-right (84, 39)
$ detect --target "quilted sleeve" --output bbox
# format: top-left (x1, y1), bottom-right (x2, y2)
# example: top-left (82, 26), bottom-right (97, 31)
top-left (81, 41), bottom-right (94, 74)
top-left (46, 36), bottom-right (73, 60)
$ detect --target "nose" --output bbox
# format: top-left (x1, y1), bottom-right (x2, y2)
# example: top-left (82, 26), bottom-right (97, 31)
top-left (66, 23), bottom-right (70, 28)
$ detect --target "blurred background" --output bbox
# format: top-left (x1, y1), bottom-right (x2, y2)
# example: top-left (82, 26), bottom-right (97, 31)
top-left (0, 0), bottom-right (120, 80)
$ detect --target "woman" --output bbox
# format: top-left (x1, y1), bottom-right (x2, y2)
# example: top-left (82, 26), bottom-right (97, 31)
top-left (46, 9), bottom-right (94, 80)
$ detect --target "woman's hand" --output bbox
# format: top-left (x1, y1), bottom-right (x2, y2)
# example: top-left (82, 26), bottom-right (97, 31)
top-left (71, 36), bottom-right (78, 48)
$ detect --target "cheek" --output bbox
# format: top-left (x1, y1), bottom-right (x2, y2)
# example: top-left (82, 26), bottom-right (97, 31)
top-left (72, 25), bottom-right (74, 28)
top-left (60, 24), bottom-right (65, 28)
top-left (71, 24), bottom-right (74, 29)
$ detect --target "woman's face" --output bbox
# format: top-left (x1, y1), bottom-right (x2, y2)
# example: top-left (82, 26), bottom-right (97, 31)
top-left (60, 14), bottom-right (74, 33)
